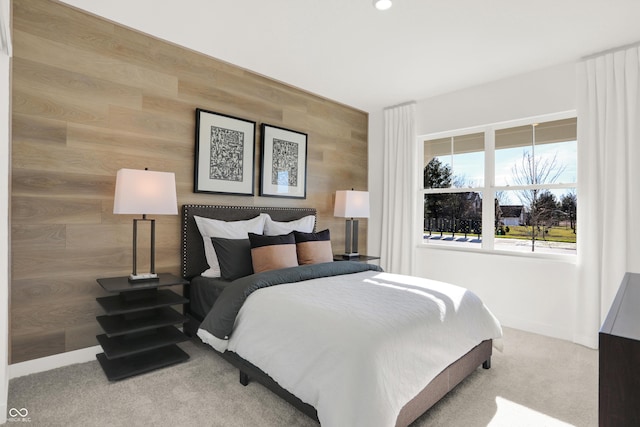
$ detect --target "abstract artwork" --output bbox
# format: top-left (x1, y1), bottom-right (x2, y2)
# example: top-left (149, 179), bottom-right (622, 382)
top-left (209, 126), bottom-right (244, 182)
top-left (260, 124), bottom-right (307, 199)
top-left (271, 138), bottom-right (298, 186)
top-left (194, 108), bottom-right (255, 195)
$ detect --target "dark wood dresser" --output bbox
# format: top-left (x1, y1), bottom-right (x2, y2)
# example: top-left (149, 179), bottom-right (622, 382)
top-left (599, 272), bottom-right (640, 426)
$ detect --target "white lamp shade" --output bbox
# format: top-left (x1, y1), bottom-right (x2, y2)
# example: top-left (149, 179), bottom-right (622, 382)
top-left (334, 190), bottom-right (370, 218)
top-left (113, 168), bottom-right (178, 215)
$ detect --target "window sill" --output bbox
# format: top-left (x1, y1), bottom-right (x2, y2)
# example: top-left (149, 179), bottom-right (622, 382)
top-left (417, 242), bottom-right (577, 263)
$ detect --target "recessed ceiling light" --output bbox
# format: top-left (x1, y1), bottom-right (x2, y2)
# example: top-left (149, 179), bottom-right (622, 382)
top-left (374, 0), bottom-right (392, 11)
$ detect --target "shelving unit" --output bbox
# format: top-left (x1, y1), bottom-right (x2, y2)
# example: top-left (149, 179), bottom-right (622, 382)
top-left (333, 255), bottom-right (380, 262)
top-left (95, 273), bottom-right (190, 381)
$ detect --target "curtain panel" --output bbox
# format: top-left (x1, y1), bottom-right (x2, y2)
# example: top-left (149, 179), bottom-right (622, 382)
top-left (575, 44), bottom-right (640, 348)
top-left (381, 103), bottom-right (416, 275)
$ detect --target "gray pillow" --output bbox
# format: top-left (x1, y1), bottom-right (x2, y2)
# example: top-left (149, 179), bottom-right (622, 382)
top-left (210, 237), bottom-right (254, 281)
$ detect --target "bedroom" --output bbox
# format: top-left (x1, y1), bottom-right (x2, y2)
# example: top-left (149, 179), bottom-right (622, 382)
top-left (1, 0), bottom-right (640, 425)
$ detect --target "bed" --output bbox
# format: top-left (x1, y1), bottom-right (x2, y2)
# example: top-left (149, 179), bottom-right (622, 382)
top-left (181, 204), bottom-right (502, 427)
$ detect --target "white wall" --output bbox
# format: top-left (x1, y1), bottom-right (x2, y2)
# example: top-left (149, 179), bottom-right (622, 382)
top-left (414, 63), bottom-right (576, 135)
top-left (369, 62), bottom-right (580, 341)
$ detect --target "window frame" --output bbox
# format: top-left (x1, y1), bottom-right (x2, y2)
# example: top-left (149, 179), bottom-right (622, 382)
top-left (417, 110), bottom-right (577, 259)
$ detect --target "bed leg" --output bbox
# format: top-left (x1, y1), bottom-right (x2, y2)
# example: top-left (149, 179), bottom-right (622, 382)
top-left (482, 357), bottom-right (491, 369)
top-left (239, 370), bottom-right (249, 386)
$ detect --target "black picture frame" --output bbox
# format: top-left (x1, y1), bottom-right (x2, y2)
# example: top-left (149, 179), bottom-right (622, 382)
top-left (194, 108), bottom-right (256, 196)
top-left (260, 124), bottom-right (308, 199)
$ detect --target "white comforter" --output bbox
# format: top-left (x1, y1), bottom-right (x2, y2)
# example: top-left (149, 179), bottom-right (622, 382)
top-left (198, 270), bottom-right (502, 427)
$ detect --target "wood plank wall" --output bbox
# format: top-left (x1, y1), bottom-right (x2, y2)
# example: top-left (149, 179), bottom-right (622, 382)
top-left (10, 0), bottom-right (369, 363)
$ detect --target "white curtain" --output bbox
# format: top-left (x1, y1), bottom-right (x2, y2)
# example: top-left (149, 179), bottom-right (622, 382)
top-left (380, 103), bottom-right (416, 275)
top-left (575, 44), bottom-right (640, 348)
top-left (0, 0), bottom-right (10, 421)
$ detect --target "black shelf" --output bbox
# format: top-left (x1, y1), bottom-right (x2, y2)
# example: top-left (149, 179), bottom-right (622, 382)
top-left (97, 273), bottom-right (188, 293)
top-left (97, 326), bottom-right (189, 359)
top-left (333, 254), bottom-right (380, 262)
top-left (97, 307), bottom-right (187, 338)
top-left (96, 345), bottom-right (189, 381)
top-left (95, 273), bottom-right (190, 381)
top-left (96, 290), bottom-right (188, 316)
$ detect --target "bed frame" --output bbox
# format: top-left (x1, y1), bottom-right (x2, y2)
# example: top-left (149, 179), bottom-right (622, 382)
top-left (180, 204), bottom-right (492, 427)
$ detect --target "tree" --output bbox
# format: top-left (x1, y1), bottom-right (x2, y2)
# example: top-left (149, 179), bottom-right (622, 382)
top-left (424, 158), bottom-right (452, 225)
top-left (495, 190), bottom-right (508, 206)
top-left (535, 191), bottom-right (559, 238)
top-left (494, 198), bottom-right (503, 231)
top-left (560, 191), bottom-right (577, 233)
top-left (424, 158), bottom-right (451, 189)
top-left (424, 158), bottom-right (482, 236)
top-left (511, 150), bottom-right (566, 251)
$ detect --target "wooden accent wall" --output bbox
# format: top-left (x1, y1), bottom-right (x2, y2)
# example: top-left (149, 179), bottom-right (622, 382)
top-left (10, 0), bottom-right (368, 363)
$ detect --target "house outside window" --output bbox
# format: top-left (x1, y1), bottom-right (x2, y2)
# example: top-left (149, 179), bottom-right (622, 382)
top-left (421, 113), bottom-right (577, 256)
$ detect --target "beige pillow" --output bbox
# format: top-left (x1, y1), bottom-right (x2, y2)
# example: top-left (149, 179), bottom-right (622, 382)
top-left (294, 229), bottom-right (333, 265)
top-left (248, 232), bottom-right (299, 273)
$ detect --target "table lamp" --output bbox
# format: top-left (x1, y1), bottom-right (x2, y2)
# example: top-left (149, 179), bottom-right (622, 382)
top-left (334, 190), bottom-right (370, 258)
top-left (113, 168), bottom-right (178, 282)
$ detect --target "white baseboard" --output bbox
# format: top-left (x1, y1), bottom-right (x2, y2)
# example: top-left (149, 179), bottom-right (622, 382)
top-left (572, 332), bottom-right (599, 349)
top-left (497, 313), bottom-right (573, 343)
top-left (8, 345), bottom-right (102, 380)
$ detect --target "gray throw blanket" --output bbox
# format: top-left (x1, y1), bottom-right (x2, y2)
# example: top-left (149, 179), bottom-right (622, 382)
top-left (200, 261), bottom-right (383, 341)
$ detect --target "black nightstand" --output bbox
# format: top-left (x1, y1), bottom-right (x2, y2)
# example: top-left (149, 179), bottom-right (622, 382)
top-left (95, 273), bottom-right (190, 381)
top-left (333, 255), bottom-right (380, 262)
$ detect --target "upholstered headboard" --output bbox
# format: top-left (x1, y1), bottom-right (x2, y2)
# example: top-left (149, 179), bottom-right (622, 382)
top-left (181, 204), bottom-right (317, 279)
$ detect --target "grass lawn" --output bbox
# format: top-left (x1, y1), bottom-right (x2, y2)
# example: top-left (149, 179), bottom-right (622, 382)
top-left (497, 225), bottom-right (576, 243)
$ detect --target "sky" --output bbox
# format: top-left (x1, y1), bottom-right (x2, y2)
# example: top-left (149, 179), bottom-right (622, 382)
top-left (434, 140), bottom-right (577, 205)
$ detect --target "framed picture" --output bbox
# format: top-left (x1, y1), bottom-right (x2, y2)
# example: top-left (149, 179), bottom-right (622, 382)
top-left (260, 123), bottom-right (307, 199)
top-left (260, 124), bottom-right (308, 199)
top-left (194, 108), bottom-right (256, 196)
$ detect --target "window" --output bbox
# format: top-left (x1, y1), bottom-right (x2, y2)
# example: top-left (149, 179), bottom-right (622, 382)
top-left (421, 114), bottom-right (577, 255)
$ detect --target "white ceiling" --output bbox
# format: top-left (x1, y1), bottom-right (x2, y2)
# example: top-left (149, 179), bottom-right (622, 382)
top-left (61, 0), bottom-right (640, 112)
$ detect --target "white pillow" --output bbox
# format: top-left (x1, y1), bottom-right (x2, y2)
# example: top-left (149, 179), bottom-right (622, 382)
top-left (261, 213), bottom-right (315, 236)
top-left (194, 215), bottom-right (266, 277)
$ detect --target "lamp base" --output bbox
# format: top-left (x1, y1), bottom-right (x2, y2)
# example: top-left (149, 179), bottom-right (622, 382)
top-left (341, 252), bottom-right (360, 259)
top-left (128, 273), bottom-right (159, 283)
top-left (344, 218), bottom-right (359, 256)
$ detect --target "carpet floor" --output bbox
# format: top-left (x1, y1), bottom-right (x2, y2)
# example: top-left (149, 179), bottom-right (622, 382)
top-left (7, 327), bottom-right (597, 426)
